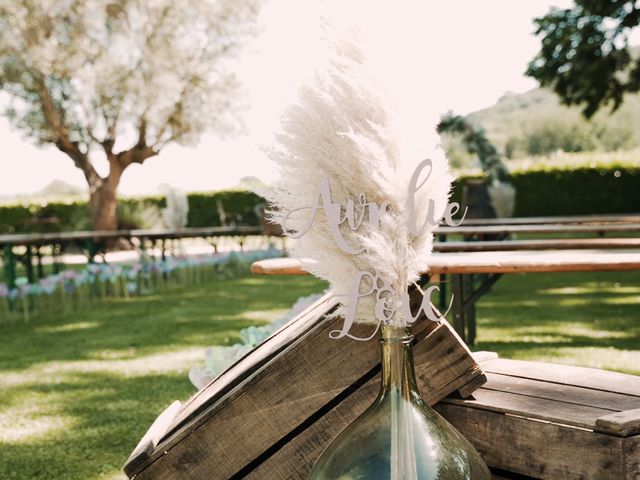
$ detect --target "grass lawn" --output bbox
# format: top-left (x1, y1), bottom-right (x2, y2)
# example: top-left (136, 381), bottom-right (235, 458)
top-left (474, 270), bottom-right (640, 375)
top-left (0, 274), bottom-right (327, 480)
top-left (0, 270), bottom-right (638, 479)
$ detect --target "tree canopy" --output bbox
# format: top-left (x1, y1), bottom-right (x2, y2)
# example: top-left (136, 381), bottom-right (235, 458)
top-left (0, 0), bottom-right (260, 230)
top-left (527, 0), bottom-right (640, 118)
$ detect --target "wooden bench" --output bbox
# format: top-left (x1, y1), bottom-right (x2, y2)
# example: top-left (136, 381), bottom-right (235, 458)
top-left (252, 249), bottom-right (640, 345)
top-left (436, 222), bottom-right (640, 237)
top-left (459, 213), bottom-right (640, 226)
top-left (0, 226), bottom-right (265, 287)
top-left (437, 353), bottom-right (640, 479)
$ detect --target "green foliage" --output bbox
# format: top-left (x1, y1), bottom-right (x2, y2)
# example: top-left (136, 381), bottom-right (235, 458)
top-left (527, 1), bottom-right (640, 117)
top-left (0, 189), bottom-right (265, 233)
top-left (0, 163), bottom-right (638, 233)
top-left (0, 205), bottom-right (31, 234)
top-left (509, 165), bottom-right (640, 216)
top-left (450, 163), bottom-right (640, 217)
top-left (437, 113), bottom-right (510, 182)
top-left (116, 197), bottom-right (164, 229)
top-left (187, 190), bottom-right (263, 228)
top-left (0, 201), bottom-right (91, 234)
top-left (468, 88), bottom-right (640, 158)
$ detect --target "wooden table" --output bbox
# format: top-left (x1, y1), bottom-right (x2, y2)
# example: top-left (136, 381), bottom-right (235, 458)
top-left (0, 226), bottom-right (264, 287)
top-left (251, 249), bottom-right (640, 345)
top-left (435, 222), bottom-right (640, 237)
top-left (458, 213), bottom-right (640, 226)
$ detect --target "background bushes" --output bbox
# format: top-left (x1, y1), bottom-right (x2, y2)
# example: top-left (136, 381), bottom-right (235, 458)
top-left (0, 189), bottom-right (265, 233)
top-left (0, 165), bottom-right (637, 233)
top-left (510, 165), bottom-right (640, 216)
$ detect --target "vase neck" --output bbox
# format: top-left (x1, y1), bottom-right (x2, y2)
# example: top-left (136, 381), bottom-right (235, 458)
top-left (379, 325), bottom-right (419, 398)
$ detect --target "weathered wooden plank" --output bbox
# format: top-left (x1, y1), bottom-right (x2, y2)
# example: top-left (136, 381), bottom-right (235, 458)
top-left (133, 321), bottom-right (380, 479)
top-left (436, 222), bottom-right (640, 236)
top-left (124, 401), bottom-right (182, 476)
top-left (622, 435), bottom-right (640, 478)
top-left (124, 293), bottom-right (340, 477)
top-left (427, 249), bottom-right (640, 274)
top-left (458, 213), bottom-right (640, 226)
top-left (245, 325), bottom-right (485, 479)
top-left (443, 388), bottom-right (614, 430)
top-left (436, 402), bottom-right (630, 480)
top-left (472, 351), bottom-right (500, 363)
top-left (252, 249), bottom-right (640, 276)
top-left (246, 373), bottom-right (380, 479)
top-left (483, 372), bottom-right (640, 413)
top-left (251, 257), bottom-right (307, 275)
top-left (167, 293), bottom-right (340, 436)
top-left (437, 238), bottom-right (640, 252)
top-left (481, 358), bottom-right (640, 397)
top-left (126, 290), bottom-right (484, 479)
top-left (596, 409), bottom-right (640, 437)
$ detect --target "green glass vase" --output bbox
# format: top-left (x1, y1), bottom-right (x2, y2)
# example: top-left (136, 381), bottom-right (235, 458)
top-left (308, 325), bottom-right (492, 480)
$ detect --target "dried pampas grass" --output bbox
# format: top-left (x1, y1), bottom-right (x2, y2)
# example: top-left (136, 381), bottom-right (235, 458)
top-left (261, 30), bottom-right (453, 326)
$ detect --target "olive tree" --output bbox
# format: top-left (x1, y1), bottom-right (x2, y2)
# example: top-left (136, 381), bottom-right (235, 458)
top-left (0, 0), bottom-right (259, 230)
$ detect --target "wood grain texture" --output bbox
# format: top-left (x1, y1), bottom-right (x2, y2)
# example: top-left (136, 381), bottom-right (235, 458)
top-left (458, 213), bottom-right (640, 226)
top-left (482, 373), bottom-right (640, 412)
top-left (436, 358), bottom-right (640, 479)
top-left (124, 401), bottom-right (182, 476)
top-left (436, 222), bottom-right (640, 236)
top-left (596, 409), bottom-right (640, 437)
top-left (125, 291), bottom-right (484, 479)
top-left (436, 403), bottom-right (634, 480)
top-left (481, 358), bottom-right (640, 397)
top-left (426, 249), bottom-right (640, 274)
top-left (444, 388), bottom-right (615, 430)
top-left (436, 238), bottom-right (640, 252)
top-left (252, 249), bottom-right (640, 276)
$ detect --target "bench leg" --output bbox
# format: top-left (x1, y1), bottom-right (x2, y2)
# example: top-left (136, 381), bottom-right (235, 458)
top-left (451, 274), bottom-right (467, 343)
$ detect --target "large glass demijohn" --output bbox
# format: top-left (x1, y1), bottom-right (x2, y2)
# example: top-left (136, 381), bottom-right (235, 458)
top-left (308, 324), bottom-right (492, 480)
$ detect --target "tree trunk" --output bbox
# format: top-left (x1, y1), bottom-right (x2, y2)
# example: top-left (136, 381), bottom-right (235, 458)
top-left (89, 166), bottom-right (122, 231)
top-left (90, 181), bottom-right (119, 231)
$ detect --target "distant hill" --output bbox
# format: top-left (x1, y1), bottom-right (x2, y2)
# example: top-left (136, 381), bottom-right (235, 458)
top-left (38, 179), bottom-right (86, 197)
top-left (0, 179), bottom-right (86, 205)
top-left (463, 87), bottom-right (640, 160)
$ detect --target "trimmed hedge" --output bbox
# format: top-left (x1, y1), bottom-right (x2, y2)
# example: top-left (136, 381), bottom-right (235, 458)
top-left (0, 189), bottom-right (266, 234)
top-left (450, 164), bottom-right (639, 217)
top-left (0, 165), bottom-right (638, 233)
top-left (510, 165), bottom-right (640, 216)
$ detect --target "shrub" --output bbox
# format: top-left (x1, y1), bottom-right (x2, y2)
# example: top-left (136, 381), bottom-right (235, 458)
top-left (0, 165), bottom-right (637, 233)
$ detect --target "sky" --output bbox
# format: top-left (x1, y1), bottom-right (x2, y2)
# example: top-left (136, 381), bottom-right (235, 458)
top-left (0, 0), bottom-right (579, 197)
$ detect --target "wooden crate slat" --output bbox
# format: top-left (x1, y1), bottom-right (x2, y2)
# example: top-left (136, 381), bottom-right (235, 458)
top-left (246, 374), bottom-right (380, 479)
top-left (124, 292), bottom-right (341, 478)
top-left (483, 372), bottom-right (640, 412)
top-left (444, 388), bottom-right (614, 430)
top-left (165, 293), bottom-right (340, 437)
top-left (133, 320), bottom-right (381, 479)
top-left (245, 323), bottom-right (485, 479)
top-left (124, 401), bottom-right (182, 476)
top-left (481, 358), bottom-right (640, 397)
top-left (436, 402), bottom-right (634, 480)
top-left (125, 288), bottom-right (484, 479)
top-left (596, 408), bottom-right (640, 437)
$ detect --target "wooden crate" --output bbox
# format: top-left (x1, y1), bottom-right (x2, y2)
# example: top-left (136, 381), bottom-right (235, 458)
top-left (124, 290), bottom-right (486, 479)
top-left (437, 354), bottom-right (640, 480)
